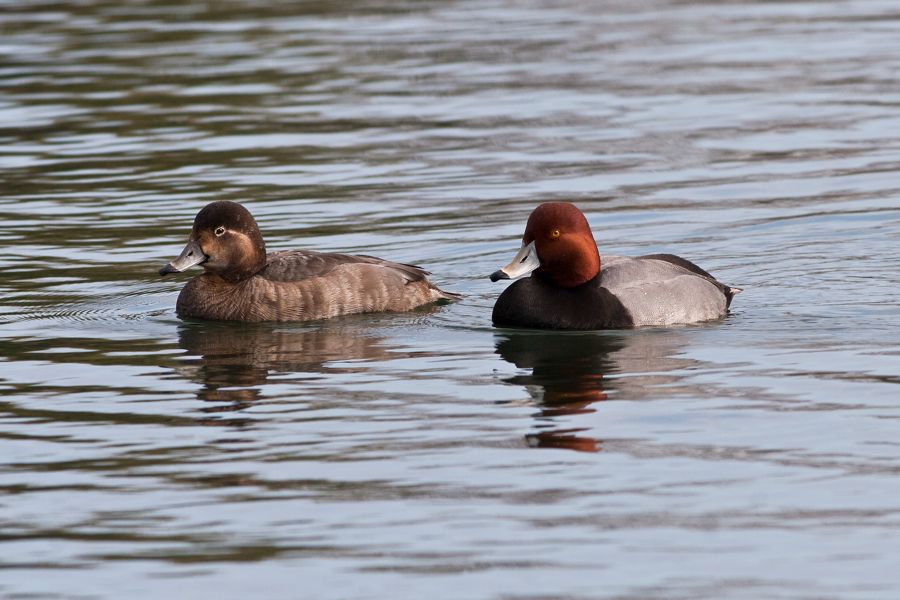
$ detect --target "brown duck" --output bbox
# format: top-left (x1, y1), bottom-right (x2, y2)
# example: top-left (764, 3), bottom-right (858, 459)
top-left (159, 201), bottom-right (459, 322)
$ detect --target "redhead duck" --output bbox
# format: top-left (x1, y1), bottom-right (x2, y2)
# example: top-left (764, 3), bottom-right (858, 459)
top-left (489, 202), bottom-right (740, 329)
top-left (159, 201), bottom-right (458, 322)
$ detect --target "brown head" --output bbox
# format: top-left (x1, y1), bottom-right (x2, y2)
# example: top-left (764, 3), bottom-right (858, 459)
top-left (490, 202), bottom-right (600, 288)
top-left (159, 201), bottom-right (267, 283)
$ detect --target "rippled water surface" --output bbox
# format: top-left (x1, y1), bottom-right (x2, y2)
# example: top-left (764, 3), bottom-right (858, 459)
top-left (3, 1), bottom-right (900, 598)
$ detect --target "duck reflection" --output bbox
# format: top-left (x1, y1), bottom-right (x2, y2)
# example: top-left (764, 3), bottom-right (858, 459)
top-left (174, 321), bottom-right (394, 410)
top-left (495, 331), bottom-right (624, 452)
top-left (495, 329), bottom-right (694, 452)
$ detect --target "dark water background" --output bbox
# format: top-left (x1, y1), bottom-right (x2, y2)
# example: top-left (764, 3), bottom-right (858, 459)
top-left (3, 1), bottom-right (900, 598)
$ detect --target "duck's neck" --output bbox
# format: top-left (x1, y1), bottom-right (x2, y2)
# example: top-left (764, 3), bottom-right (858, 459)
top-left (213, 240), bottom-right (267, 283)
top-left (541, 245), bottom-right (600, 288)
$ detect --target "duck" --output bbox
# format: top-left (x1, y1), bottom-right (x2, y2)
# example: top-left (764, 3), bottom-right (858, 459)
top-left (159, 201), bottom-right (458, 322)
top-left (489, 202), bottom-right (740, 329)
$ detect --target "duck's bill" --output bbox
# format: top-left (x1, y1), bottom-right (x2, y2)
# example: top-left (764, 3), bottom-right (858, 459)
top-left (159, 239), bottom-right (207, 276)
top-left (489, 240), bottom-right (540, 282)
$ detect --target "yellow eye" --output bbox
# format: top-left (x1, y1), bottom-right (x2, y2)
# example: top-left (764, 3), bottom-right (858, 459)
top-left (551, 229), bottom-right (561, 238)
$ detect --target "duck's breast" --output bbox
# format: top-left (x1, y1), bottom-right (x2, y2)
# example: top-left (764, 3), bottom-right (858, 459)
top-left (491, 276), bottom-right (632, 330)
top-left (599, 255), bottom-right (727, 326)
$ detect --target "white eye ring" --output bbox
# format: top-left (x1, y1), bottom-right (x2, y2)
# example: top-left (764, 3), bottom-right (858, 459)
top-left (215, 226), bottom-right (226, 237)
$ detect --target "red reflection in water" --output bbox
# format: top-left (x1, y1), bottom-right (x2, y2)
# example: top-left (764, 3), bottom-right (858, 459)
top-left (495, 331), bottom-right (623, 453)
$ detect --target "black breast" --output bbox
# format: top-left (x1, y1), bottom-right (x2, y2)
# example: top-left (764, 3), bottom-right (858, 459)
top-left (491, 275), bottom-right (633, 330)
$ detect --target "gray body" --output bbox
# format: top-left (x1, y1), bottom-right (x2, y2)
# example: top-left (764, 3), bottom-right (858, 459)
top-left (600, 255), bottom-right (733, 326)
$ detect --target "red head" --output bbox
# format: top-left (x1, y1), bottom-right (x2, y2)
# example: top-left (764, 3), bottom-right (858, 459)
top-left (491, 202), bottom-right (600, 288)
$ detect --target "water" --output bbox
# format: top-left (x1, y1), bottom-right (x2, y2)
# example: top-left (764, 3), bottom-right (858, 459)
top-left (2, 1), bottom-right (900, 598)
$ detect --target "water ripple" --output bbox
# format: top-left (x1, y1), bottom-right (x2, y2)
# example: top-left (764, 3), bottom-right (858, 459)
top-left (2, 0), bottom-right (900, 598)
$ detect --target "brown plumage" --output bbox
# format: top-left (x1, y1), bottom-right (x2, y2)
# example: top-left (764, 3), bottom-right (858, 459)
top-left (159, 201), bottom-right (459, 322)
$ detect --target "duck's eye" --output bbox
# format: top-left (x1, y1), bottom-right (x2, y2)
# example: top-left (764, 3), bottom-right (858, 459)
top-left (214, 226), bottom-right (226, 237)
top-left (550, 229), bottom-right (561, 238)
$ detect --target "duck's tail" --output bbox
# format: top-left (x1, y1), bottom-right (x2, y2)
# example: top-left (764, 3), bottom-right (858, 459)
top-left (432, 287), bottom-right (462, 303)
top-left (725, 286), bottom-right (743, 310)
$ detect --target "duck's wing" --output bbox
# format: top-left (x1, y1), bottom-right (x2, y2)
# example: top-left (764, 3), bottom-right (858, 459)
top-left (600, 255), bottom-right (737, 326)
top-left (604, 254), bottom-right (741, 308)
top-left (248, 249), bottom-right (456, 321)
top-left (638, 253), bottom-right (741, 307)
top-left (261, 250), bottom-right (430, 283)
top-left (637, 253), bottom-right (716, 279)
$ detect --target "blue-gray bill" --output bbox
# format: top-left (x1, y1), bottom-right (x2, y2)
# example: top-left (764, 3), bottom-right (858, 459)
top-left (489, 240), bottom-right (541, 282)
top-left (159, 239), bottom-right (207, 276)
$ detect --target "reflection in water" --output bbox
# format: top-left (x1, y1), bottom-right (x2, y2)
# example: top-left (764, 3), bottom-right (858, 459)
top-left (0, 0), bottom-right (897, 589)
top-left (495, 331), bottom-right (625, 452)
top-left (495, 329), bottom-right (695, 452)
top-left (175, 321), bottom-right (392, 409)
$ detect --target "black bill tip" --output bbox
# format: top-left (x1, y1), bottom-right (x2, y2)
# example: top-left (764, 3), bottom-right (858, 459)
top-left (159, 263), bottom-right (178, 276)
top-left (489, 270), bottom-right (509, 282)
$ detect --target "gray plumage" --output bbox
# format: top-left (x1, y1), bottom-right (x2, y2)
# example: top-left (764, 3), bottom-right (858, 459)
top-left (600, 255), bottom-right (740, 327)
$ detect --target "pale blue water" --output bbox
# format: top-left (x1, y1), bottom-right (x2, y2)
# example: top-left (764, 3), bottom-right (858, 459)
top-left (2, 1), bottom-right (900, 598)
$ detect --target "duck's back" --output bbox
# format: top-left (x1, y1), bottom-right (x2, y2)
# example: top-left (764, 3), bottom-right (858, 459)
top-left (176, 250), bottom-right (455, 322)
top-left (600, 255), bottom-right (730, 327)
top-left (261, 250), bottom-right (429, 283)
